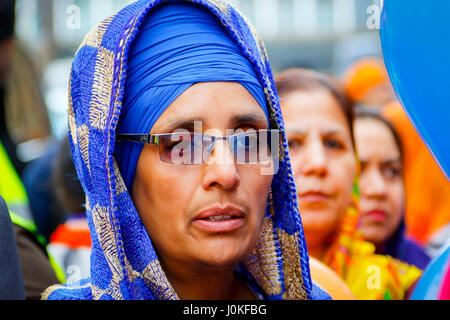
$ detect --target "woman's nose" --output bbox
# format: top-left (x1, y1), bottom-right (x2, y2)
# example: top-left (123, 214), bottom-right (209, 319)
top-left (202, 139), bottom-right (240, 191)
top-left (301, 140), bottom-right (327, 177)
top-left (361, 167), bottom-right (387, 198)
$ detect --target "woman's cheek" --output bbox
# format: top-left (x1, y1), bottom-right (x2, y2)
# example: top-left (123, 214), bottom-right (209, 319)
top-left (246, 168), bottom-right (272, 227)
top-left (333, 155), bottom-right (356, 215)
top-left (386, 183), bottom-right (405, 237)
top-left (153, 168), bottom-right (197, 205)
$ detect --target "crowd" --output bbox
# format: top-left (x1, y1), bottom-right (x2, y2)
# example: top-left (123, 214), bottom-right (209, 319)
top-left (0, 0), bottom-right (448, 300)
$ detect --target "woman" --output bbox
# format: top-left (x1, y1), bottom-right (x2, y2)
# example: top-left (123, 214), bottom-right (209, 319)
top-left (42, 1), bottom-right (327, 300)
top-left (275, 68), bottom-right (421, 299)
top-left (383, 101), bottom-right (450, 251)
top-left (354, 107), bottom-right (430, 270)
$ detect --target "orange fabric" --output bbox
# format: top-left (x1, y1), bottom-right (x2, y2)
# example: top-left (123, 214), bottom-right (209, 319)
top-left (382, 101), bottom-right (450, 244)
top-left (309, 257), bottom-right (356, 300)
top-left (50, 224), bottom-right (92, 249)
top-left (343, 58), bottom-right (389, 102)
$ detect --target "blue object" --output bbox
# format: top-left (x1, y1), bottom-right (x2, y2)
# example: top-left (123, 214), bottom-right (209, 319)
top-left (115, 2), bottom-right (269, 193)
top-left (382, 219), bottom-right (430, 270)
top-left (43, 0), bottom-right (320, 300)
top-left (380, 1), bottom-right (450, 179)
top-left (410, 243), bottom-right (450, 300)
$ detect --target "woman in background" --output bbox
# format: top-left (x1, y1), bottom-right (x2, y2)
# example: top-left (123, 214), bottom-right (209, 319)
top-left (354, 107), bottom-right (430, 270)
top-left (276, 68), bottom-right (421, 299)
top-left (382, 101), bottom-right (450, 254)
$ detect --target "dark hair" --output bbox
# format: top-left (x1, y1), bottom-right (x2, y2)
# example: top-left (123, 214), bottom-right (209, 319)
top-left (52, 136), bottom-right (85, 215)
top-left (275, 68), bottom-right (355, 146)
top-left (354, 105), bottom-right (404, 161)
top-left (0, 0), bottom-right (15, 42)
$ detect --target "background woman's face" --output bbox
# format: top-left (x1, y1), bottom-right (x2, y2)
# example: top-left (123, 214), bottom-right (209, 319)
top-left (132, 82), bottom-right (273, 272)
top-left (281, 89), bottom-right (356, 247)
top-left (355, 118), bottom-right (404, 248)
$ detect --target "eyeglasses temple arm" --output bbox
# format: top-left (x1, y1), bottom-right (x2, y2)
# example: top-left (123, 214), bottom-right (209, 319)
top-left (116, 134), bottom-right (155, 144)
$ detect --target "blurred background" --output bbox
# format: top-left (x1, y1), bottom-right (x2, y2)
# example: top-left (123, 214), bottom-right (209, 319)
top-left (9, 0), bottom-right (383, 144)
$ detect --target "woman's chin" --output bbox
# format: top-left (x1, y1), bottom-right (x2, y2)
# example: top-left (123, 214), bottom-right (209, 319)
top-left (301, 212), bottom-right (339, 233)
top-left (191, 237), bottom-right (253, 268)
top-left (361, 226), bottom-right (387, 247)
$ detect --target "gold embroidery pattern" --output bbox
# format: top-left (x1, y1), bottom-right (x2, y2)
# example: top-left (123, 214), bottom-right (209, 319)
top-left (89, 47), bottom-right (114, 131)
top-left (91, 204), bottom-right (124, 300)
top-left (112, 159), bottom-right (126, 195)
top-left (91, 282), bottom-right (122, 300)
top-left (243, 217), bottom-right (282, 295)
top-left (41, 282), bottom-right (91, 300)
top-left (125, 259), bottom-right (178, 300)
top-left (82, 15), bottom-right (114, 50)
top-left (77, 124), bottom-right (90, 173)
top-left (85, 196), bottom-right (90, 211)
top-left (277, 229), bottom-right (308, 300)
top-left (207, 0), bottom-right (229, 14)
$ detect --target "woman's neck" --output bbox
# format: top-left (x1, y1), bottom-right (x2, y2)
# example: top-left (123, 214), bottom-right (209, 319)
top-left (374, 242), bottom-right (386, 255)
top-left (306, 243), bottom-right (328, 261)
top-left (162, 260), bottom-right (255, 300)
top-left (304, 233), bottom-right (330, 261)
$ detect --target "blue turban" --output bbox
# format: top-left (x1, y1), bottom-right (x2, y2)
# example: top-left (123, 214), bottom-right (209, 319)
top-left (115, 2), bottom-right (269, 193)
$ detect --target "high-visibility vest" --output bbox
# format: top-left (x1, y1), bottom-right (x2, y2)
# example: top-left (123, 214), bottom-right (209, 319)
top-left (1, 140), bottom-right (65, 283)
top-left (0, 140), bottom-right (32, 221)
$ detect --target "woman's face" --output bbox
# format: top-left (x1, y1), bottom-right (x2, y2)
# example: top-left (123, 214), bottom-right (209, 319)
top-left (281, 89), bottom-right (356, 248)
top-left (355, 117), bottom-right (404, 248)
top-left (132, 82), bottom-right (273, 273)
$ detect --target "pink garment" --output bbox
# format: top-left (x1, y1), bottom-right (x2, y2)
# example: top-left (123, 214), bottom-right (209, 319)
top-left (439, 262), bottom-right (450, 300)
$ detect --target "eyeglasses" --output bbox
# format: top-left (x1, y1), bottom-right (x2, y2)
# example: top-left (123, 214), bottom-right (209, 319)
top-left (116, 129), bottom-right (280, 165)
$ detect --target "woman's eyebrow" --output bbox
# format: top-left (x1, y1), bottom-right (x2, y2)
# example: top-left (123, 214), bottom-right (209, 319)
top-left (323, 129), bottom-right (347, 137)
top-left (229, 113), bottom-right (268, 126)
top-left (359, 157), bottom-right (402, 165)
top-left (382, 158), bottom-right (402, 165)
top-left (159, 116), bottom-right (205, 131)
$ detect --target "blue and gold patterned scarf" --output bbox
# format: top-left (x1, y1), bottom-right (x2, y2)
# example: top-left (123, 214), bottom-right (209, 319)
top-left (42, 0), bottom-right (328, 300)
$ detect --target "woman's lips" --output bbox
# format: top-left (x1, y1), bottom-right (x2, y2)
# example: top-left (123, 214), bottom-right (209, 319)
top-left (192, 206), bottom-right (245, 233)
top-left (299, 191), bottom-right (330, 203)
top-left (363, 210), bottom-right (387, 222)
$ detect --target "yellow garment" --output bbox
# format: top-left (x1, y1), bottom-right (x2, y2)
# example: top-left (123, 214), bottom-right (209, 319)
top-left (341, 240), bottom-right (421, 300)
top-left (0, 140), bottom-right (65, 283)
top-left (322, 180), bottom-right (422, 300)
top-left (0, 140), bottom-right (28, 208)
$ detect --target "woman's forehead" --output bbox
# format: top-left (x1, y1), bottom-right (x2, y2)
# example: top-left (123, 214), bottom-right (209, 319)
top-left (355, 118), bottom-right (401, 159)
top-left (151, 82), bottom-right (268, 132)
top-left (282, 90), bottom-right (350, 129)
top-left (284, 112), bottom-right (351, 138)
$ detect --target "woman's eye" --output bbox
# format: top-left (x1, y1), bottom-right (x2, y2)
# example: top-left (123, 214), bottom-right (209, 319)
top-left (166, 135), bottom-right (192, 151)
top-left (383, 166), bottom-right (401, 179)
top-left (324, 138), bottom-right (343, 150)
top-left (288, 139), bottom-right (302, 149)
top-left (236, 134), bottom-right (258, 150)
top-left (165, 141), bottom-right (181, 151)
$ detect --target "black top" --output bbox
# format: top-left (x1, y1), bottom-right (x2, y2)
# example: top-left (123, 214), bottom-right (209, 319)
top-left (0, 195), bottom-right (25, 300)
